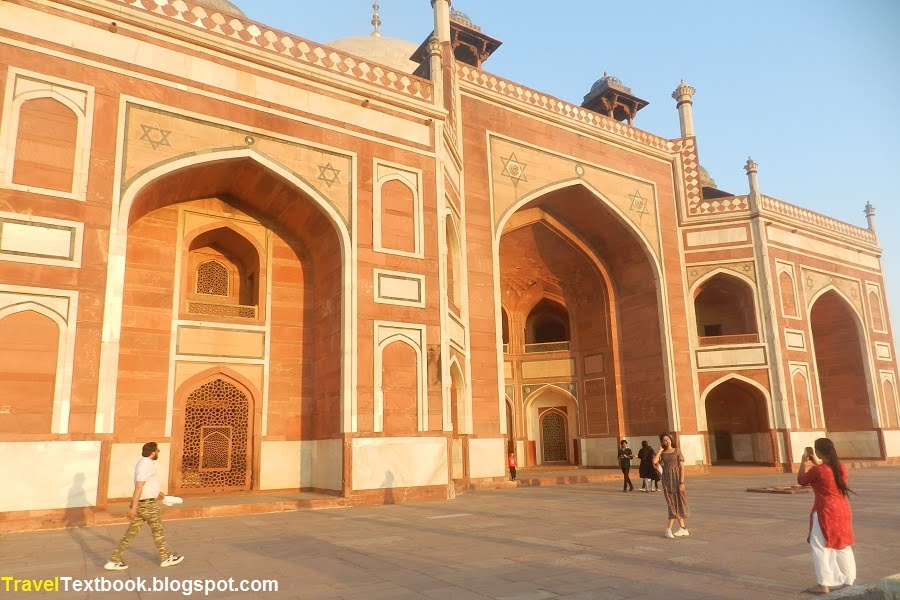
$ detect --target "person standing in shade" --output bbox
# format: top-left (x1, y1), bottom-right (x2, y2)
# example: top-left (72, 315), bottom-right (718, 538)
top-left (654, 432), bottom-right (689, 538)
top-left (798, 438), bottom-right (856, 595)
top-left (617, 439), bottom-right (634, 492)
top-left (508, 452), bottom-right (518, 481)
top-left (105, 442), bottom-right (185, 571)
top-left (637, 440), bottom-right (660, 492)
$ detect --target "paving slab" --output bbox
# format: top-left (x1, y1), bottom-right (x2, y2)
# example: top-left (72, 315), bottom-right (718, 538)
top-left (0, 468), bottom-right (898, 599)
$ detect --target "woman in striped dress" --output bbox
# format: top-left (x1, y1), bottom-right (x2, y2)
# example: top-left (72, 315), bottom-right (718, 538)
top-left (654, 432), bottom-right (690, 539)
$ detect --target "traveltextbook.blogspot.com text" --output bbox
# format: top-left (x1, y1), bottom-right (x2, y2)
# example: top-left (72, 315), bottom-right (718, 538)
top-left (1, 575), bottom-right (279, 595)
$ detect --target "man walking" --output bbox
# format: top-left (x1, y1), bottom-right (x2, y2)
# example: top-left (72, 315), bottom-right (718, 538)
top-left (105, 442), bottom-right (185, 570)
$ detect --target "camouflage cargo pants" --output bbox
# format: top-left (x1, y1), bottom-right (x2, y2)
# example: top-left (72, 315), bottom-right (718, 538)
top-left (110, 500), bottom-right (170, 562)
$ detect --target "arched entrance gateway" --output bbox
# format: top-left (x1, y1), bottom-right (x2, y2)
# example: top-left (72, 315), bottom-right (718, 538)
top-left (809, 290), bottom-right (881, 458)
top-left (109, 154), bottom-right (348, 494)
top-left (498, 183), bottom-right (670, 465)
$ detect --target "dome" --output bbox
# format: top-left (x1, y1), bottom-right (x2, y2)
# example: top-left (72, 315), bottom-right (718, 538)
top-left (328, 36), bottom-right (420, 74)
top-left (193, 0), bottom-right (245, 17)
top-left (589, 73), bottom-right (632, 95)
top-left (699, 165), bottom-right (717, 189)
top-left (450, 7), bottom-right (480, 31)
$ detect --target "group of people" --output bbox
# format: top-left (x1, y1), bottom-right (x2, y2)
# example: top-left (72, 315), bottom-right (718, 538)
top-left (615, 434), bottom-right (856, 594)
top-left (109, 436), bottom-right (858, 595)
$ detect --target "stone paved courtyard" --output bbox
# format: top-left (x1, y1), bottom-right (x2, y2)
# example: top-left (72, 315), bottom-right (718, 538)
top-left (2, 468), bottom-right (898, 599)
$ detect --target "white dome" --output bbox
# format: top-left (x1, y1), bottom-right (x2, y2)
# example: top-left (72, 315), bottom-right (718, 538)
top-left (327, 36), bottom-right (420, 74)
top-left (194, 0), bottom-right (245, 17)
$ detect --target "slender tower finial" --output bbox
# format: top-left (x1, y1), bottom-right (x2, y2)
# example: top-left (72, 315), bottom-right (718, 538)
top-left (371, 1), bottom-right (382, 37)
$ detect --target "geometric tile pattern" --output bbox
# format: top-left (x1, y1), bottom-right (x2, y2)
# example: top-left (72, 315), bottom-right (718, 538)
top-left (106, 0), bottom-right (432, 101)
top-left (458, 64), bottom-right (675, 152)
top-left (760, 196), bottom-right (876, 244)
top-left (694, 195), bottom-right (751, 216)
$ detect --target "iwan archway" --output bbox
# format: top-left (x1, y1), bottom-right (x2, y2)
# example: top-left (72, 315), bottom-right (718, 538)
top-left (97, 150), bottom-right (352, 495)
top-left (809, 288), bottom-right (881, 458)
top-left (496, 182), bottom-right (673, 466)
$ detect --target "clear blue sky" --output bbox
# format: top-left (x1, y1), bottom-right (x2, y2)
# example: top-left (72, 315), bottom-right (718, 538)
top-left (244, 0), bottom-right (900, 337)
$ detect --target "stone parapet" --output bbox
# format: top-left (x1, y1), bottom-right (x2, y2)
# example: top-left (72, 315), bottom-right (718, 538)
top-left (90, 0), bottom-right (433, 101)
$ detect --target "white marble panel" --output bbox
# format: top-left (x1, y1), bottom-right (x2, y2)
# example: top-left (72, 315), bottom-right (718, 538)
top-left (883, 430), bottom-right (900, 458)
top-left (785, 329), bottom-right (805, 350)
top-left (259, 440), bottom-right (301, 490)
top-left (352, 437), bottom-right (448, 490)
top-left (451, 438), bottom-right (463, 479)
top-left (696, 347), bottom-right (767, 369)
top-left (789, 431), bottom-right (822, 463)
top-left (468, 438), bottom-right (506, 479)
top-left (521, 358), bottom-right (575, 379)
top-left (678, 434), bottom-right (707, 466)
top-left (581, 437), bottom-right (617, 467)
top-left (108, 442), bottom-right (172, 500)
top-left (374, 269), bottom-right (425, 308)
top-left (0, 441), bottom-right (100, 511)
top-left (829, 431), bottom-right (881, 458)
top-left (875, 342), bottom-right (892, 361)
top-left (308, 439), bottom-right (343, 491)
top-left (1, 221), bottom-right (72, 257)
top-left (685, 227), bottom-right (748, 247)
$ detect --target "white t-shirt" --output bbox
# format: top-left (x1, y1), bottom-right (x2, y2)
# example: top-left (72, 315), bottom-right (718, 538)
top-left (135, 457), bottom-right (161, 500)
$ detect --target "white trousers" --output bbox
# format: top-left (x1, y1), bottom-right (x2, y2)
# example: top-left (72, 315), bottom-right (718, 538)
top-left (810, 512), bottom-right (856, 587)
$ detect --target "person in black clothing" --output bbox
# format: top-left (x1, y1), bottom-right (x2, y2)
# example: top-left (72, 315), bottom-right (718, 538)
top-left (618, 439), bottom-right (634, 492)
top-left (638, 440), bottom-right (660, 492)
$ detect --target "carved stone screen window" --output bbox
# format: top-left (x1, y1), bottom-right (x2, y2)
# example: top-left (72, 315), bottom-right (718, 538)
top-left (541, 411), bottom-right (567, 462)
top-left (196, 260), bottom-right (229, 296)
top-left (199, 425), bottom-right (233, 471)
top-left (179, 379), bottom-right (250, 491)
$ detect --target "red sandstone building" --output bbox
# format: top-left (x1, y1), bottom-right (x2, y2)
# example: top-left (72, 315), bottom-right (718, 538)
top-left (1, 0), bottom-right (897, 518)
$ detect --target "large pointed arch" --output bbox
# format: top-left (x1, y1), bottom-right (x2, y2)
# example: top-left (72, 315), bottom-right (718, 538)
top-left (96, 148), bottom-right (355, 436)
top-left (492, 179), bottom-right (677, 438)
top-left (807, 286), bottom-right (879, 433)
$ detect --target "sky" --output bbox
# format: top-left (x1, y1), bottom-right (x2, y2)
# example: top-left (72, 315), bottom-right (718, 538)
top-left (243, 0), bottom-right (900, 334)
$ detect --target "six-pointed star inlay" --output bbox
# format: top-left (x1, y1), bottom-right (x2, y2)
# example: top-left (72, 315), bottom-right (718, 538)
top-left (318, 163), bottom-right (342, 188)
top-left (139, 124), bottom-right (171, 150)
top-left (500, 153), bottom-right (528, 184)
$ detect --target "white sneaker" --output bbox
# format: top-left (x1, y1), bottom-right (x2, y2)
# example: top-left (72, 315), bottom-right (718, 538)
top-left (665, 529), bottom-right (675, 539)
top-left (104, 561), bottom-right (128, 571)
top-left (160, 554), bottom-right (184, 567)
top-left (674, 528), bottom-right (690, 537)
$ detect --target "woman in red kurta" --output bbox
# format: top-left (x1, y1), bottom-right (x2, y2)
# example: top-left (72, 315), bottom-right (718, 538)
top-left (797, 438), bottom-right (856, 595)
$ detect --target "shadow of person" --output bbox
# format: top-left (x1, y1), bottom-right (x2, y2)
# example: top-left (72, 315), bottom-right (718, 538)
top-left (64, 473), bottom-right (110, 567)
top-left (381, 470), bottom-right (395, 505)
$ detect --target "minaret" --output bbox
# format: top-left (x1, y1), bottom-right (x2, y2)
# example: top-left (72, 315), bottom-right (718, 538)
top-left (671, 80), bottom-right (696, 138)
top-left (865, 202), bottom-right (877, 233)
top-left (370, 1), bottom-right (381, 37)
top-left (745, 157), bottom-right (760, 213)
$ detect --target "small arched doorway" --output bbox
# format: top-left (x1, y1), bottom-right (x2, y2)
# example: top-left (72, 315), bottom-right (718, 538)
top-left (173, 376), bottom-right (254, 493)
top-left (540, 410), bottom-right (568, 462)
top-left (524, 386), bottom-right (578, 465)
top-left (704, 378), bottom-right (774, 464)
